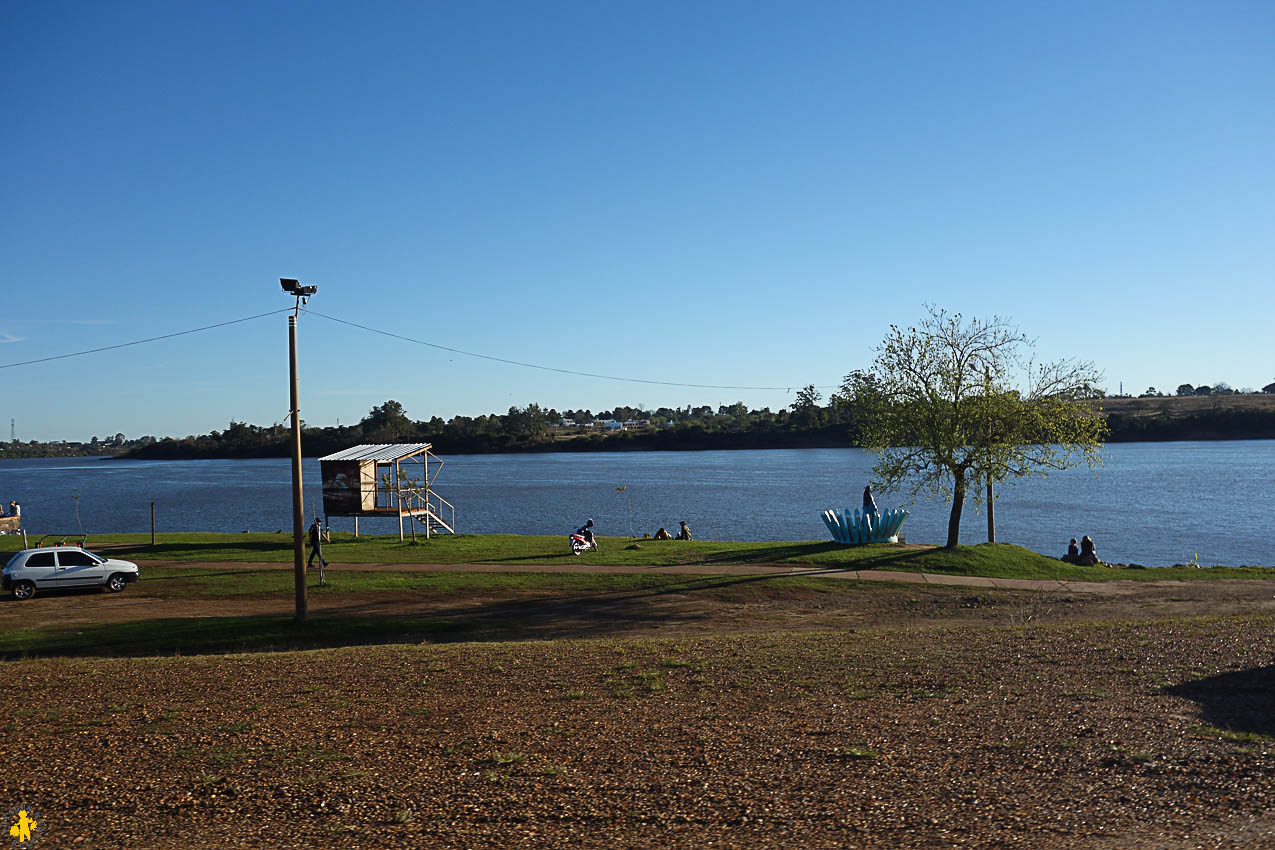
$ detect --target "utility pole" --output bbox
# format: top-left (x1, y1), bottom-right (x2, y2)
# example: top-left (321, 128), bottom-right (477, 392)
top-left (984, 366), bottom-right (996, 544)
top-left (281, 278), bottom-right (318, 623)
top-left (289, 314), bottom-right (306, 621)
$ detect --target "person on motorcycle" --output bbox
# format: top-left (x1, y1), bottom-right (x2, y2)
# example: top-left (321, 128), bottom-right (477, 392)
top-left (576, 518), bottom-right (598, 551)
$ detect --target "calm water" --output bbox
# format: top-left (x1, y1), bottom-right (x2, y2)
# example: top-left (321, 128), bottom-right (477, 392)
top-left (1, 442), bottom-right (1272, 567)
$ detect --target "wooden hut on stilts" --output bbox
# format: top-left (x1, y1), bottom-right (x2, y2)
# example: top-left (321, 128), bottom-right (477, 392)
top-left (318, 444), bottom-right (455, 541)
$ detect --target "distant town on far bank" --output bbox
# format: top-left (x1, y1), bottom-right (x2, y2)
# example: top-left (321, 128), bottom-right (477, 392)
top-left (5, 382), bottom-right (1275, 460)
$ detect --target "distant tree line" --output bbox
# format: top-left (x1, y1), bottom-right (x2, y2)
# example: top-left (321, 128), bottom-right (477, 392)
top-left (119, 391), bottom-right (867, 459)
top-left (1129, 381), bottom-right (1275, 398)
top-left (0, 432), bottom-right (157, 459)
top-left (6, 383), bottom-right (1274, 461)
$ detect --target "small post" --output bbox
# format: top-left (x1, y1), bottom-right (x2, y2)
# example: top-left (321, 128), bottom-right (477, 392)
top-left (986, 477), bottom-right (995, 543)
top-left (150, 500), bottom-right (156, 547)
top-left (396, 460), bottom-right (404, 542)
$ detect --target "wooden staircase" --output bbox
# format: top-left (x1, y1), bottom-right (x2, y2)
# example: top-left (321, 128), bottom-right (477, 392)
top-left (402, 487), bottom-right (455, 538)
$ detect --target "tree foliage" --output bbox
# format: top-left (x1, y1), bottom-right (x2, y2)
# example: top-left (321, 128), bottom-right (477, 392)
top-left (842, 306), bottom-right (1108, 548)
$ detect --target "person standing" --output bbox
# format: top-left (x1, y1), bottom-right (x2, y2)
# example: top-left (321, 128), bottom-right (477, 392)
top-left (307, 516), bottom-right (329, 584)
top-left (862, 485), bottom-right (878, 518)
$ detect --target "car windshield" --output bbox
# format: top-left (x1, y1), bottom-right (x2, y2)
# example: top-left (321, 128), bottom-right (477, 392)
top-left (4, 553), bottom-right (20, 569)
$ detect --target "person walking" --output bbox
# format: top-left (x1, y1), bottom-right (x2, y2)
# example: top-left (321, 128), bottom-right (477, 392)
top-left (307, 516), bottom-right (329, 584)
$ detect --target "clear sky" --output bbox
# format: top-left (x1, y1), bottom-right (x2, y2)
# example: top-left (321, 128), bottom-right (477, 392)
top-left (3, 1), bottom-right (1272, 442)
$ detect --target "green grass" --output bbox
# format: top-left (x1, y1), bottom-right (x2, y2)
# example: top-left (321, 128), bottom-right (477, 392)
top-left (119, 566), bottom-right (857, 599)
top-left (0, 570), bottom-right (886, 658)
top-left (2, 532), bottom-right (1268, 578)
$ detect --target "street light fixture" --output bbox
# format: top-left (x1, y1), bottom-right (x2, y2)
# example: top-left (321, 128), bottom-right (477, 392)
top-left (280, 278), bottom-right (318, 298)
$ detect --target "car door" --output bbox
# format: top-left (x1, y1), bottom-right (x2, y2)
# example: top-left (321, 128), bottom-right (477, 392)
top-left (54, 549), bottom-right (107, 587)
top-left (19, 551), bottom-right (58, 589)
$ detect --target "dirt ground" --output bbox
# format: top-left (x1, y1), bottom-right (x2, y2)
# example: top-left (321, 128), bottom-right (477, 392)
top-left (3, 561), bottom-right (1274, 640)
top-left (1, 565), bottom-right (1273, 848)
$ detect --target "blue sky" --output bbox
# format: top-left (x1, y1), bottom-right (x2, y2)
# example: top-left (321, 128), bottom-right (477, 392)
top-left (3, 1), bottom-right (1272, 442)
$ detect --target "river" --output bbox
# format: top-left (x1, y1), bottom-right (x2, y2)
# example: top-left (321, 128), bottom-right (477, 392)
top-left (1, 441), bottom-right (1271, 567)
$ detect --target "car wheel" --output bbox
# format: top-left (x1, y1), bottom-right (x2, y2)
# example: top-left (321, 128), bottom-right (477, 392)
top-left (12, 580), bottom-right (36, 600)
top-left (106, 573), bottom-right (129, 593)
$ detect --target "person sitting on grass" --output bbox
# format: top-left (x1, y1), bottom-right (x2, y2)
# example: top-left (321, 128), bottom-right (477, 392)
top-left (676, 520), bottom-right (692, 541)
top-left (1061, 538), bottom-right (1080, 563)
top-left (653, 527), bottom-right (672, 540)
top-left (1076, 535), bottom-right (1100, 566)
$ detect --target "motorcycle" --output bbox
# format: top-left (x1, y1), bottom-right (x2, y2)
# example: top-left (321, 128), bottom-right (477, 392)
top-left (569, 532), bottom-right (597, 555)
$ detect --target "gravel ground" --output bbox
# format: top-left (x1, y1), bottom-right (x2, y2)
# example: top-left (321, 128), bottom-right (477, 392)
top-left (2, 610), bottom-right (1273, 848)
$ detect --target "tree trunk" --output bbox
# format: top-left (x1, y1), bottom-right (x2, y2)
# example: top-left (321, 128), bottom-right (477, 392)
top-left (946, 471), bottom-right (966, 549)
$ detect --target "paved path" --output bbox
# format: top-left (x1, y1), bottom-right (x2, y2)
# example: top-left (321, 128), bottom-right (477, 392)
top-left (133, 559), bottom-right (1256, 597)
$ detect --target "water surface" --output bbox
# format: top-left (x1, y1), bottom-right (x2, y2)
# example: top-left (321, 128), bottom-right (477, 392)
top-left (1, 442), bottom-right (1271, 566)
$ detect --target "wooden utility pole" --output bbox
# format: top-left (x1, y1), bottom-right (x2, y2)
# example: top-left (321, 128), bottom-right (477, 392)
top-left (289, 314), bottom-right (307, 622)
top-left (985, 366), bottom-right (996, 543)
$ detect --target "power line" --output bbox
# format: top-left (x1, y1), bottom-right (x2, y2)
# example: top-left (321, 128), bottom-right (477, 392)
top-left (306, 310), bottom-right (839, 392)
top-left (0, 304), bottom-right (841, 393)
top-left (0, 309), bottom-right (294, 371)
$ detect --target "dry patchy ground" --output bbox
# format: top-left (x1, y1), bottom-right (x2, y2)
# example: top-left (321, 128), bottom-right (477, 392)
top-left (1, 574), bottom-right (1273, 848)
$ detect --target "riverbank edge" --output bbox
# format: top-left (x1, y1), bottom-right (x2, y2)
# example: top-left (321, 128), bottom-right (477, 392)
top-left (10, 534), bottom-right (1266, 580)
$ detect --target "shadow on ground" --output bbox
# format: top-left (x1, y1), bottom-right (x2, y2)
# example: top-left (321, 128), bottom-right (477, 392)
top-left (97, 541), bottom-right (291, 558)
top-left (0, 614), bottom-right (468, 659)
top-left (685, 542), bottom-right (934, 571)
top-left (1164, 666), bottom-right (1275, 739)
top-left (0, 570), bottom-right (917, 659)
top-left (484, 542), bottom-right (933, 569)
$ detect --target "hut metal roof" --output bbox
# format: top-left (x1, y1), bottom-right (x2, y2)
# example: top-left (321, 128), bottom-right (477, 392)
top-left (318, 443), bottom-right (433, 462)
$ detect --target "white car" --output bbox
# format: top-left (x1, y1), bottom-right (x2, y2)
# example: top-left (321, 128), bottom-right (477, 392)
top-left (2, 547), bottom-right (140, 600)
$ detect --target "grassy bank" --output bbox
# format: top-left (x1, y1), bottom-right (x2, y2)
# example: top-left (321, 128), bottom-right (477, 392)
top-left (2, 532), bottom-right (1268, 580)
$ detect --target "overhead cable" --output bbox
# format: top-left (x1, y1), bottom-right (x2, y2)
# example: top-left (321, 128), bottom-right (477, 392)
top-left (306, 310), bottom-right (837, 392)
top-left (0, 304), bottom-right (839, 393)
top-left (0, 309), bottom-right (294, 370)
